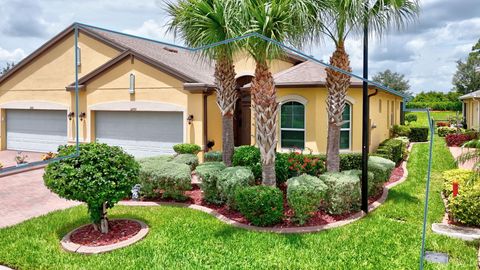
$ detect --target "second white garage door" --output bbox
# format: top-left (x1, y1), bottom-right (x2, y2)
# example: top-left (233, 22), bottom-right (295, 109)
top-left (95, 111), bottom-right (184, 158)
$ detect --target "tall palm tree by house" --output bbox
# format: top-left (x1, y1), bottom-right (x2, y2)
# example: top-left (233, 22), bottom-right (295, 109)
top-left (320, 0), bottom-right (419, 172)
top-left (166, 0), bottom-right (240, 166)
top-left (240, 0), bottom-right (319, 186)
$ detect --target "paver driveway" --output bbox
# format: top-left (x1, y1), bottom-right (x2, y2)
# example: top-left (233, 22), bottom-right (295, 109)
top-left (0, 168), bottom-right (79, 228)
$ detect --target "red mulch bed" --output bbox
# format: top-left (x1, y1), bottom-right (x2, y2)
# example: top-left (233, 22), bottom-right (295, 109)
top-left (134, 162), bottom-right (406, 228)
top-left (70, 219), bottom-right (141, 247)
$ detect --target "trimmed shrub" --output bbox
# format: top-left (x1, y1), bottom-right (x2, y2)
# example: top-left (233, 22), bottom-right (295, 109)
top-left (217, 166), bottom-right (255, 208)
top-left (195, 162), bottom-right (226, 204)
top-left (342, 170), bottom-right (379, 196)
top-left (409, 127), bottom-right (429, 142)
top-left (373, 139), bottom-right (404, 163)
top-left (442, 169), bottom-right (475, 196)
top-left (275, 153), bottom-right (289, 184)
top-left (43, 143), bottom-right (139, 230)
top-left (437, 127), bottom-right (458, 137)
top-left (445, 133), bottom-right (476, 147)
top-left (232, 146), bottom-right (262, 179)
top-left (287, 174), bottom-right (328, 224)
top-left (339, 153), bottom-right (362, 171)
top-left (173, 143), bottom-right (201, 154)
top-left (392, 125), bottom-right (411, 137)
top-left (405, 114), bottom-right (417, 124)
top-left (137, 155), bottom-right (172, 164)
top-left (368, 156), bottom-right (395, 183)
top-left (449, 189), bottom-right (480, 226)
top-left (204, 151), bottom-right (222, 162)
top-left (139, 160), bottom-right (192, 200)
top-left (235, 186), bottom-right (284, 226)
top-left (319, 172), bottom-right (361, 215)
top-left (285, 152), bottom-right (326, 178)
top-left (172, 153), bottom-right (199, 171)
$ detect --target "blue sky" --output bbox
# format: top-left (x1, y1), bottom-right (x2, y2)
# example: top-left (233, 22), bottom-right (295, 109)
top-left (0, 0), bottom-right (479, 94)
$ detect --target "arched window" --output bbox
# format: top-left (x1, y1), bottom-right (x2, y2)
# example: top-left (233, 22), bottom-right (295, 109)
top-left (340, 103), bottom-right (351, 150)
top-left (280, 101), bottom-right (305, 149)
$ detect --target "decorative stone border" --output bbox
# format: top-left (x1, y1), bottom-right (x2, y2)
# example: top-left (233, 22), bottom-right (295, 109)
top-left (119, 160), bottom-right (409, 234)
top-left (61, 219), bottom-right (149, 254)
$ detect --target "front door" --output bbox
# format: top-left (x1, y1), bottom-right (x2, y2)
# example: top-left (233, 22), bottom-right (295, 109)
top-left (234, 89), bottom-right (251, 146)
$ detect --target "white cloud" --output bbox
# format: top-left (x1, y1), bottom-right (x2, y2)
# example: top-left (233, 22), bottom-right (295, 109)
top-left (124, 19), bottom-right (176, 44)
top-left (0, 47), bottom-right (26, 62)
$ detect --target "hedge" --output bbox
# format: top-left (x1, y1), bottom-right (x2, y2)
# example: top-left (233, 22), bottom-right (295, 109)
top-left (405, 101), bottom-right (462, 111)
top-left (368, 156), bottom-right (396, 183)
top-left (195, 162), bottom-right (226, 204)
top-left (373, 139), bottom-right (405, 163)
top-left (437, 127), bottom-right (458, 137)
top-left (204, 151), bottom-right (222, 162)
top-left (172, 154), bottom-right (199, 171)
top-left (409, 127), bottom-right (429, 142)
top-left (391, 125), bottom-right (411, 137)
top-left (235, 186), bottom-right (284, 227)
top-left (343, 169), bottom-right (379, 196)
top-left (319, 172), bottom-right (361, 215)
top-left (287, 174), bottom-right (328, 224)
top-left (449, 189), bottom-right (480, 226)
top-left (217, 166), bottom-right (255, 208)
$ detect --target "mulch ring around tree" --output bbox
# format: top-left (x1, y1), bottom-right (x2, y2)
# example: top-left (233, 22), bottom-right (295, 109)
top-left (138, 161), bottom-right (406, 229)
top-left (69, 219), bottom-right (142, 247)
top-left (61, 219), bottom-right (149, 254)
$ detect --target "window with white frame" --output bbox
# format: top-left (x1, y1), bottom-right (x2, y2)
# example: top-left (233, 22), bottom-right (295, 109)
top-left (340, 103), bottom-right (351, 150)
top-left (280, 101), bottom-right (305, 149)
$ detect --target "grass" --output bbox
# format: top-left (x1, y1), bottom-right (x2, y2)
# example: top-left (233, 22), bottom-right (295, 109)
top-left (407, 111), bottom-right (460, 127)
top-left (0, 138), bottom-right (478, 269)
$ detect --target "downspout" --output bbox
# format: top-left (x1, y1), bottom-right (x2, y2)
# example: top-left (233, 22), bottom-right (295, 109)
top-left (203, 90), bottom-right (211, 152)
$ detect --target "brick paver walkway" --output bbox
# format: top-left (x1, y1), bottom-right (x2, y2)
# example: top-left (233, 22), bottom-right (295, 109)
top-left (0, 168), bottom-right (79, 228)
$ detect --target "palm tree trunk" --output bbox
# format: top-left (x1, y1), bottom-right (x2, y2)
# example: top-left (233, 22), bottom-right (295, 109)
top-left (251, 61), bottom-right (278, 186)
top-left (214, 58), bottom-right (238, 166)
top-left (325, 43), bottom-right (352, 172)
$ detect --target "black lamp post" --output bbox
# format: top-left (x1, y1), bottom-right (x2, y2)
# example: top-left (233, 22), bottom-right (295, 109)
top-left (361, 2), bottom-right (370, 213)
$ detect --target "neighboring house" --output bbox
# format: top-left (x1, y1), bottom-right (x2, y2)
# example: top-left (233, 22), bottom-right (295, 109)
top-left (460, 67), bottom-right (480, 129)
top-left (0, 24), bottom-right (406, 158)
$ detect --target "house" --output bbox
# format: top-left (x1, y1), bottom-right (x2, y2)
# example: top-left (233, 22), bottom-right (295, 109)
top-left (0, 24), bottom-right (406, 158)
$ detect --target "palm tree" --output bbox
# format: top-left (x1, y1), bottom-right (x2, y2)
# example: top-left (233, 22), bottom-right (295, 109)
top-left (320, 0), bottom-right (419, 172)
top-left (166, 0), bottom-right (241, 166)
top-left (240, 0), bottom-right (319, 186)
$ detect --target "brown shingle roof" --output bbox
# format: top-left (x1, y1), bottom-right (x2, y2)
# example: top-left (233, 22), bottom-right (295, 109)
top-left (82, 25), bottom-right (215, 84)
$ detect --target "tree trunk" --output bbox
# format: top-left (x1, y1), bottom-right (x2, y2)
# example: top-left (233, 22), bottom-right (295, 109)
top-left (100, 202), bottom-right (109, 234)
top-left (325, 43), bottom-right (352, 172)
top-left (214, 57), bottom-right (238, 166)
top-left (251, 62), bottom-right (277, 186)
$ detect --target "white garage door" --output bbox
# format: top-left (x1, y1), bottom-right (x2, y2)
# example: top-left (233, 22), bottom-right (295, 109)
top-left (95, 111), bottom-right (184, 158)
top-left (6, 109), bottom-right (68, 153)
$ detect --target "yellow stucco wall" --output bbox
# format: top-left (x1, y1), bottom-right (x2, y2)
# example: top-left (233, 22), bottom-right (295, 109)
top-left (463, 99), bottom-right (479, 129)
top-left (207, 87), bottom-right (403, 154)
top-left (84, 57), bottom-right (205, 149)
top-left (0, 30), bottom-right (119, 149)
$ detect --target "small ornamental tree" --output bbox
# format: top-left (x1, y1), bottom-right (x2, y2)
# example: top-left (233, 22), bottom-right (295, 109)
top-left (43, 143), bottom-right (140, 233)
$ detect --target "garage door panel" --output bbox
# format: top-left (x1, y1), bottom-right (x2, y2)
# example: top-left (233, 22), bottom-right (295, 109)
top-left (7, 110), bottom-right (68, 153)
top-left (95, 111), bottom-right (183, 157)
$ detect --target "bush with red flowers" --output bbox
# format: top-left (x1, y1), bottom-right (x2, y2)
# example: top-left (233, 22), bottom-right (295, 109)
top-left (445, 133), bottom-right (477, 147)
top-left (286, 152), bottom-right (326, 177)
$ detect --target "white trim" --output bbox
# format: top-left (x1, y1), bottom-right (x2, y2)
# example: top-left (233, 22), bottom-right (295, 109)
top-left (345, 95), bottom-right (356, 105)
top-left (235, 72), bottom-right (254, 79)
top-left (0, 101), bottom-right (69, 111)
top-left (278, 94), bottom-right (308, 105)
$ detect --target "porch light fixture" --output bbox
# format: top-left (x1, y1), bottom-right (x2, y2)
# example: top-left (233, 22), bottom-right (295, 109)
top-left (79, 112), bottom-right (86, 121)
top-left (129, 73), bottom-right (135, 94)
top-left (68, 112), bottom-right (75, 121)
top-left (187, 114), bottom-right (194, 125)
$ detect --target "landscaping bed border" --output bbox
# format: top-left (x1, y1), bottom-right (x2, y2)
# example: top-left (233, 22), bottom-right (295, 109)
top-left (61, 219), bottom-right (149, 254)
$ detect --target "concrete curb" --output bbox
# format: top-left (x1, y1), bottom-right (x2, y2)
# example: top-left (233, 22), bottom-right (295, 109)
top-left (0, 265), bottom-right (14, 270)
top-left (61, 219), bottom-right (149, 254)
top-left (119, 160), bottom-right (409, 234)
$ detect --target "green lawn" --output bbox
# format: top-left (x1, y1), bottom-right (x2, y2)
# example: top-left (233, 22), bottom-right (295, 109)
top-left (407, 111), bottom-right (461, 127)
top-left (0, 137), bottom-right (478, 269)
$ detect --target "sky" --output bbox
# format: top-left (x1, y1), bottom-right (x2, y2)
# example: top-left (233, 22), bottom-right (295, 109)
top-left (0, 0), bottom-right (479, 94)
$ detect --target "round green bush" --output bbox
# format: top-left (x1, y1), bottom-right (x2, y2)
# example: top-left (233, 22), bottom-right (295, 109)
top-left (43, 143), bottom-right (139, 231)
top-left (217, 166), bottom-right (255, 208)
top-left (287, 174), bottom-right (327, 225)
top-left (173, 143), bottom-right (201, 154)
top-left (405, 114), bottom-right (417, 123)
top-left (235, 186), bottom-right (284, 227)
top-left (232, 146), bottom-right (262, 179)
top-left (449, 189), bottom-right (480, 226)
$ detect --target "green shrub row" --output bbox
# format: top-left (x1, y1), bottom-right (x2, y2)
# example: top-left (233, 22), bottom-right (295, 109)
top-left (409, 127), bottom-right (429, 142)
top-left (173, 143), bottom-right (201, 154)
top-left (391, 125), bottom-right (411, 137)
top-left (194, 162), bottom-right (226, 204)
top-left (437, 127), bottom-right (460, 137)
top-left (216, 166), bottom-right (255, 209)
top-left (373, 139), bottom-right (405, 163)
top-left (319, 171), bottom-right (361, 215)
top-left (405, 101), bottom-right (462, 111)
